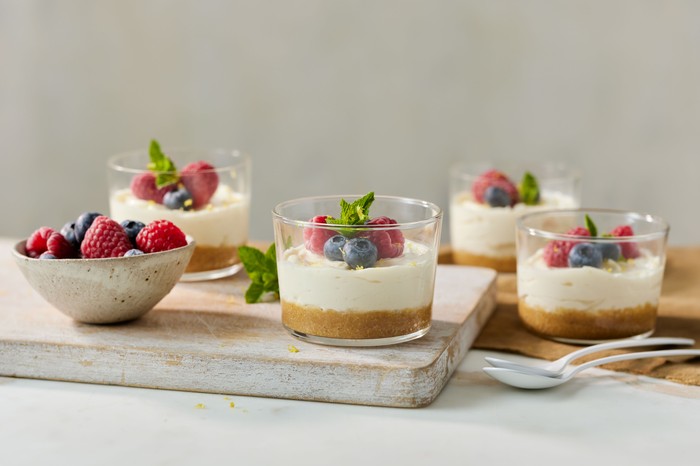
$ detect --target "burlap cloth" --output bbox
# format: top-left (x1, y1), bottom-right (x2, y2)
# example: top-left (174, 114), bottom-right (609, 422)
top-left (440, 247), bottom-right (700, 386)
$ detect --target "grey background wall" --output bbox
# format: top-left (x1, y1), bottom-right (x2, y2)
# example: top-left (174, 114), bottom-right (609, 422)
top-left (2, 1), bottom-right (698, 244)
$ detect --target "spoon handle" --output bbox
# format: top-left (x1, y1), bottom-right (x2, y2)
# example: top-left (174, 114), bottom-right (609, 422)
top-left (568, 349), bottom-right (700, 379)
top-left (557, 337), bottom-right (695, 369)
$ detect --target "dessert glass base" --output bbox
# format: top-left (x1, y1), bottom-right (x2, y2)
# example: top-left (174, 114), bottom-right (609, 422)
top-left (551, 330), bottom-right (655, 346)
top-left (518, 300), bottom-right (657, 344)
top-left (180, 244), bottom-right (242, 281)
top-left (285, 326), bottom-right (431, 347)
top-left (281, 301), bottom-right (432, 346)
top-left (181, 263), bottom-right (244, 282)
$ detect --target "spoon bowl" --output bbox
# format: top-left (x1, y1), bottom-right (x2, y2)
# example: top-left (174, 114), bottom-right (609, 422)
top-left (485, 337), bottom-right (695, 377)
top-left (484, 349), bottom-right (700, 389)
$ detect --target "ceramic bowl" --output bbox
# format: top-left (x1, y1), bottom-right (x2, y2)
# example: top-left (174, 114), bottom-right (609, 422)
top-left (12, 239), bottom-right (195, 324)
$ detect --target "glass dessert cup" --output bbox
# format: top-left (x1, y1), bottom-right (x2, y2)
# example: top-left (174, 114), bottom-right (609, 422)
top-left (516, 208), bottom-right (669, 344)
top-left (272, 195), bottom-right (443, 347)
top-left (449, 162), bottom-right (580, 273)
top-left (108, 148), bottom-right (251, 281)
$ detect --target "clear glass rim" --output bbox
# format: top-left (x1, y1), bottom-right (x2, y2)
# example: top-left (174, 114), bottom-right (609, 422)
top-left (516, 208), bottom-right (670, 242)
top-left (450, 160), bottom-right (581, 183)
top-left (107, 147), bottom-right (250, 175)
top-left (272, 194), bottom-right (443, 230)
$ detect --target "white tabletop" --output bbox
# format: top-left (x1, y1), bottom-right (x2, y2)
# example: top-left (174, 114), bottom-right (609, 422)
top-left (2, 348), bottom-right (698, 466)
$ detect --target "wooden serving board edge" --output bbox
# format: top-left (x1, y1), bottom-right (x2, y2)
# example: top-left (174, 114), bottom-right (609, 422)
top-left (1, 275), bottom-right (497, 408)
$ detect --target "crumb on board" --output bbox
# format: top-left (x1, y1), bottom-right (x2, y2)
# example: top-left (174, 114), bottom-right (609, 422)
top-left (288, 345), bottom-right (299, 353)
top-left (195, 403), bottom-right (206, 409)
top-left (226, 296), bottom-right (237, 305)
top-left (230, 401), bottom-right (235, 408)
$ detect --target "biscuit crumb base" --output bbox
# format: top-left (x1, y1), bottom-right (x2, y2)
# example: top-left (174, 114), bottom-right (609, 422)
top-left (186, 244), bottom-right (240, 273)
top-left (518, 300), bottom-right (657, 341)
top-left (282, 301), bottom-right (432, 340)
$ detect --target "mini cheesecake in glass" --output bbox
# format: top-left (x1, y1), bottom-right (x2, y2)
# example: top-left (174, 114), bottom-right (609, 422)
top-left (449, 162), bottom-right (580, 272)
top-left (516, 209), bottom-right (669, 344)
top-left (272, 193), bottom-right (442, 347)
top-left (108, 141), bottom-right (251, 281)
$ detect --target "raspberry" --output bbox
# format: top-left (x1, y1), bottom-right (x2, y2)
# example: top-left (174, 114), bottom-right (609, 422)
top-left (543, 241), bottom-right (570, 268)
top-left (130, 172), bottom-right (174, 204)
top-left (136, 219), bottom-right (188, 253)
top-left (81, 216), bottom-right (133, 258)
top-left (47, 232), bottom-right (78, 259)
top-left (303, 215), bottom-right (336, 255)
top-left (567, 227), bottom-right (591, 238)
top-left (543, 226), bottom-right (591, 267)
top-left (610, 225), bottom-right (640, 259)
top-left (363, 216), bottom-right (405, 259)
top-left (26, 226), bottom-right (56, 258)
top-left (471, 170), bottom-right (520, 206)
top-left (180, 161), bottom-right (219, 209)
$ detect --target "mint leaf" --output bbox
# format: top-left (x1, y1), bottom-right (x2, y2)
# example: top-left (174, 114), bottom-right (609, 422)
top-left (519, 172), bottom-right (540, 206)
top-left (326, 192), bottom-right (375, 226)
top-left (148, 139), bottom-right (179, 188)
top-left (245, 282), bottom-right (265, 304)
top-left (239, 244), bottom-right (279, 303)
top-left (585, 214), bottom-right (598, 237)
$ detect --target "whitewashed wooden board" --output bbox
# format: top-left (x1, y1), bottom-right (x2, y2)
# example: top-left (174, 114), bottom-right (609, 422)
top-left (0, 240), bottom-right (497, 408)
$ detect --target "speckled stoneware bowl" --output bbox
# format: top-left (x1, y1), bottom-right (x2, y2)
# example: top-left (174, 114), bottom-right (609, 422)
top-left (12, 239), bottom-right (195, 324)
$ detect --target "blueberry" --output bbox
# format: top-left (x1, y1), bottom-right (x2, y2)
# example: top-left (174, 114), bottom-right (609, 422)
top-left (323, 235), bottom-right (347, 261)
top-left (568, 242), bottom-right (603, 268)
top-left (39, 252), bottom-right (57, 260)
top-left (343, 238), bottom-right (378, 269)
top-left (595, 242), bottom-right (621, 261)
top-left (60, 222), bottom-right (80, 249)
top-left (164, 187), bottom-right (194, 211)
top-left (75, 212), bottom-right (102, 244)
top-left (484, 186), bottom-right (511, 207)
top-left (124, 249), bottom-right (145, 257)
top-left (120, 220), bottom-right (145, 247)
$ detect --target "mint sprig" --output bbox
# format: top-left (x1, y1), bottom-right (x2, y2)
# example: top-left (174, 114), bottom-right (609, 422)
top-left (519, 172), bottom-right (540, 206)
top-left (148, 139), bottom-right (180, 188)
top-left (585, 214), bottom-right (598, 237)
top-left (239, 244), bottom-right (279, 304)
top-left (326, 192), bottom-right (375, 226)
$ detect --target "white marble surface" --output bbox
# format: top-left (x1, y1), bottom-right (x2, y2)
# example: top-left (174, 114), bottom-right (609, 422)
top-left (2, 349), bottom-right (698, 466)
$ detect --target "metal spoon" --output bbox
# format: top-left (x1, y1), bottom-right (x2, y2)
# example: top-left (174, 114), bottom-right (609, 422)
top-left (484, 337), bottom-right (695, 377)
top-left (483, 349), bottom-right (700, 389)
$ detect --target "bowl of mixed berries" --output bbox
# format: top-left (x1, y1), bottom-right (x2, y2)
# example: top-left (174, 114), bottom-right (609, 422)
top-left (12, 212), bottom-right (194, 324)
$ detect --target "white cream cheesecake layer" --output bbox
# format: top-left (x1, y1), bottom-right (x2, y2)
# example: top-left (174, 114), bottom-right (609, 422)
top-left (110, 186), bottom-right (249, 247)
top-left (450, 191), bottom-right (578, 258)
top-left (278, 240), bottom-right (436, 312)
top-left (517, 248), bottom-right (664, 312)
